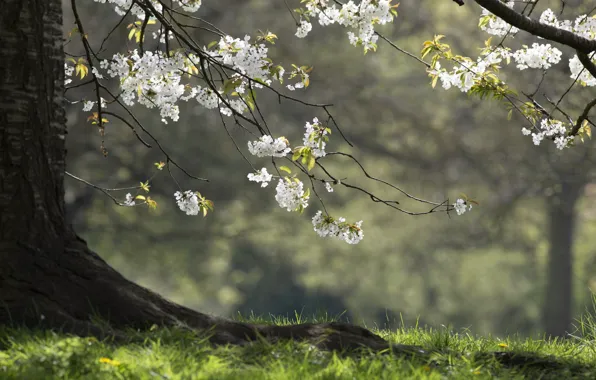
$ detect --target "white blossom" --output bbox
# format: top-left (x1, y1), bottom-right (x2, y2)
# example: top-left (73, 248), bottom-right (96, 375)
top-left (247, 167), bottom-right (273, 187)
top-left (174, 190), bottom-right (200, 215)
top-left (275, 179), bottom-right (309, 212)
top-left (453, 198), bottom-right (472, 216)
top-left (124, 193), bottom-right (135, 206)
top-left (295, 20), bottom-right (313, 38)
top-left (91, 66), bottom-right (104, 79)
top-left (82, 101), bottom-right (94, 112)
top-left (526, 119), bottom-right (571, 150)
top-left (64, 63), bottom-right (74, 85)
top-left (569, 54), bottom-right (596, 87)
top-left (247, 135), bottom-right (291, 157)
top-left (103, 50), bottom-right (188, 123)
top-left (479, 1), bottom-right (519, 36)
top-left (325, 182), bottom-right (334, 192)
top-left (312, 210), bottom-right (363, 244)
top-left (303, 117), bottom-right (329, 158)
top-left (195, 87), bottom-right (220, 109)
top-left (300, 0), bottom-right (394, 52)
top-left (512, 43), bottom-right (562, 70)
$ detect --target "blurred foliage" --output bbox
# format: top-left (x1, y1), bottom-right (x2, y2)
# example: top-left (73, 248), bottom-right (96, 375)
top-left (62, 0), bottom-right (596, 336)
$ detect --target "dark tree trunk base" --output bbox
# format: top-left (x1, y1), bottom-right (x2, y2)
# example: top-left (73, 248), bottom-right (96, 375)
top-left (0, 233), bottom-right (418, 353)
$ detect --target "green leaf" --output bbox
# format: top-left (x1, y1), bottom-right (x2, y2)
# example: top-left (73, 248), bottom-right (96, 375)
top-left (140, 181), bottom-right (150, 192)
top-left (431, 75), bottom-right (439, 88)
top-left (223, 78), bottom-right (241, 95)
top-left (307, 154), bottom-right (316, 171)
top-left (292, 148), bottom-right (302, 161)
top-left (146, 197), bottom-right (157, 209)
top-left (279, 165), bottom-right (292, 174)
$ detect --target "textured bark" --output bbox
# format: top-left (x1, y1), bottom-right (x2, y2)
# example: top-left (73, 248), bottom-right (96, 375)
top-left (472, 0), bottom-right (596, 53)
top-left (542, 181), bottom-right (581, 337)
top-left (0, 0), bottom-right (410, 353)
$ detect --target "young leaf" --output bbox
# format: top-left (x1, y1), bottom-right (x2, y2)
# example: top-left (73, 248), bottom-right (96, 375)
top-left (292, 148), bottom-right (302, 161)
top-left (307, 154), bottom-right (316, 171)
top-left (140, 181), bottom-right (150, 192)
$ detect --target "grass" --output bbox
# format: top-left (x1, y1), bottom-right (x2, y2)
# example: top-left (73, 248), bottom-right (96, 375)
top-left (1, 312), bottom-right (596, 379)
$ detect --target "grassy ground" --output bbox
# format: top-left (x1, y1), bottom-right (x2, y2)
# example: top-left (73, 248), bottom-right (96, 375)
top-left (1, 313), bottom-right (596, 379)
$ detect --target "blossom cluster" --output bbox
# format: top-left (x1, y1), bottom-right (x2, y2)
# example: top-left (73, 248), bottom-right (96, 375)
top-left (296, 0), bottom-right (396, 51)
top-left (522, 119), bottom-right (571, 150)
top-left (535, 9), bottom-right (595, 86)
top-left (201, 34), bottom-right (296, 113)
top-left (64, 63), bottom-right (74, 86)
top-left (210, 35), bottom-right (272, 84)
top-left (479, 5), bottom-right (596, 87)
top-left (93, 0), bottom-right (201, 18)
top-left (275, 178), bottom-right (309, 212)
top-left (479, 1), bottom-right (519, 36)
top-left (247, 167), bottom-right (273, 187)
top-left (174, 190), bottom-right (201, 215)
top-left (97, 41), bottom-right (281, 122)
top-left (569, 54), bottom-right (596, 87)
top-left (82, 98), bottom-right (108, 112)
top-left (453, 199), bottom-right (472, 216)
top-left (124, 193), bottom-right (136, 206)
top-left (539, 9), bottom-right (596, 40)
top-left (92, 0), bottom-right (160, 18)
top-left (429, 61), bottom-right (481, 93)
top-left (428, 46), bottom-right (508, 93)
top-left (426, 4), bottom-right (595, 153)
top-left (303, 117), bottom-right (329, 158)
top-left (312, 211), bottom-right (364, 244)
top-left (101, 50), bottom-right (189, 123)
top-left (247, 135), bottom-right (291, 157)
top-left (512, 43), bottom-right (561, 70)
top-left (94, 0), bottom-right (295, 120)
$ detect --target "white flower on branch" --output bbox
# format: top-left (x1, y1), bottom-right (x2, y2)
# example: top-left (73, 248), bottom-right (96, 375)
top-left (312, 210), bottom-right (363, 244)
top-left (275, 178), bottom-right (309, 212)
top-left (174, 190), bottom-right (200, 216)
top-left (453, 198), bottom-right (472, 216)
top-left (247, 135), bottom-right (291, 158)
top-left (247, 168), bottom-right (273, 188)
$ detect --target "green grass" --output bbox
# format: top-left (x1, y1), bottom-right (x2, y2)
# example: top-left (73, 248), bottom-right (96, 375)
top-left (2, 313), bottom-right (596, 379)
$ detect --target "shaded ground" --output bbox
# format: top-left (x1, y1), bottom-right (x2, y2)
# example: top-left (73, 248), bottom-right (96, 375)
top-left (2, 315), bottom-right (596, 379)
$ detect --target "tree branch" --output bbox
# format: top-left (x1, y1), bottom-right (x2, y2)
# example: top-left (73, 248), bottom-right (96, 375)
top-left (473, 0), bottom-right (596, 53)
top-left (577, 51), bottom-right (596, 79)
top-left (570, 97), bottom-right (596, 136)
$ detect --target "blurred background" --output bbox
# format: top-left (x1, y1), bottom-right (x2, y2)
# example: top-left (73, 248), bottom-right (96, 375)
top-left (62, 0), bottom-right (596, 338)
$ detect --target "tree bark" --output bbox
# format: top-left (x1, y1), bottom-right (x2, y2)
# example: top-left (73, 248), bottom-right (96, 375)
top-left (543, 181), bottom-right (582, 337)
top-left (0, 0), bottom-right (409, 353)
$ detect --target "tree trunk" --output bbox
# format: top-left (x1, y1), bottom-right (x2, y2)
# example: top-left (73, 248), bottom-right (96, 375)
top-left (0, 0), bottom-right (406, 352)
top-left (543, 181), bottom-right (581, 337)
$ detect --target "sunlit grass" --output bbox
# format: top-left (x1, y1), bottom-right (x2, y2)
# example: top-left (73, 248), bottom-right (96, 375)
top-left (1, 311), bottom-right (596, 379)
